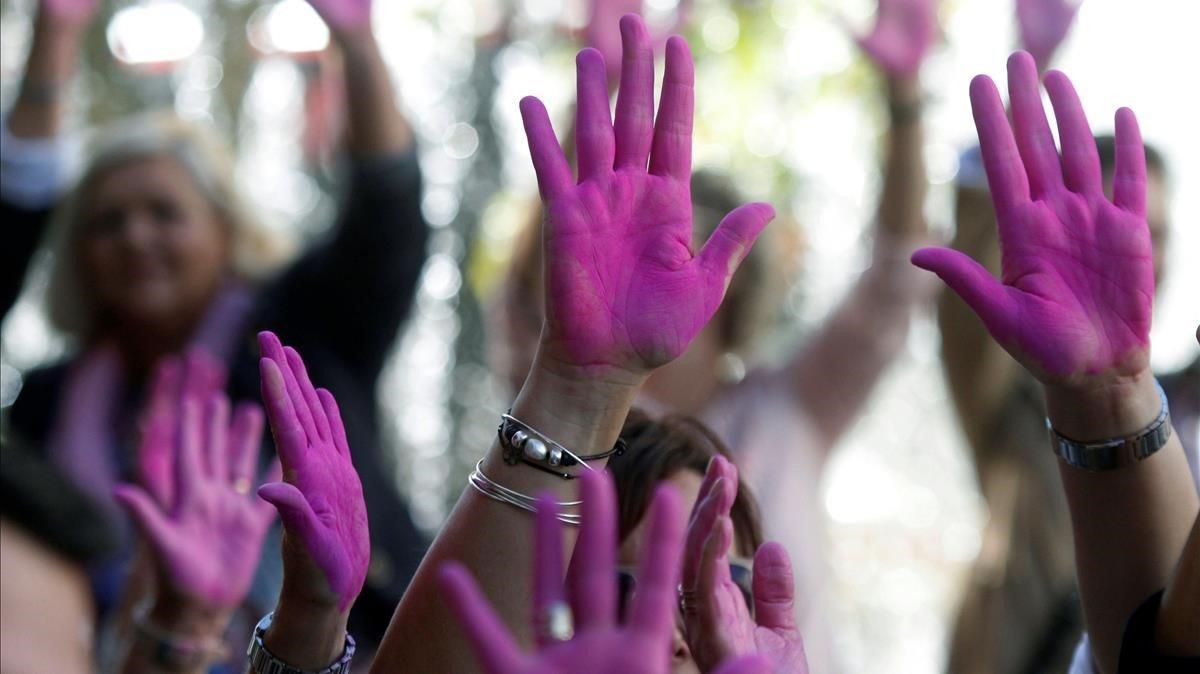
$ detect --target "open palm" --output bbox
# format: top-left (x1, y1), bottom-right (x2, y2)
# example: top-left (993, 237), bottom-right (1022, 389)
top-left (115, 394), bottom-right (278, 608)
top-left (854, 0), bottom-right (937, 77)
top-left (257, 332), bottom-right (370, 612)
top-left (913, 52), bottom-right (1152, 386)
top-left (523, 14), bottom-right (773, 379)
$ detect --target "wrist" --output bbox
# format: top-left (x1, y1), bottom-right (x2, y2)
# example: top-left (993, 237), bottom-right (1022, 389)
top-left (263, 597), bottom-right (349, 670)
top-left (1044, 370), bottom-right (1162, 442)
top-left (885, 76), bottom-right (923, 124)
top-left (147, 597), bottom-right (233, 642)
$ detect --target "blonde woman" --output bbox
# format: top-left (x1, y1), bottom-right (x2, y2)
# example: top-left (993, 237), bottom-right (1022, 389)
top-left (1, 0), bottom-right (428, 661)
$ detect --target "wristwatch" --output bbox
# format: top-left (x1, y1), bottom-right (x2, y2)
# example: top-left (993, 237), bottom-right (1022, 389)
top-left (247, 612), bottom-right (356, 674)
top-left (1048, 381), bottom-right (1173, 471)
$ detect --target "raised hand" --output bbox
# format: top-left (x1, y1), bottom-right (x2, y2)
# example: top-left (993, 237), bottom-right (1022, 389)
top-left (114, 391), bottom-right (278, 608)
top-left (911, 52), bottom-right (1152, 388)
top-left (682, 456), bottom-right (809, 673)
top-left (523, 14), bottom-right (774, 383)
top-left (256, 331), bottom-right (369, 612)
top-left (40, 0), bottom-right (99, 27)
top-left (438, 470), bottom-right (772, 674)
top-left (304, 0), bottom-right (371, 35)
top-left (137, 349), bottom-right (228, 508)
top-left (852, 0), bottom-right (938, 78)
top-left (1016, 0), bottom-right (1082, 71)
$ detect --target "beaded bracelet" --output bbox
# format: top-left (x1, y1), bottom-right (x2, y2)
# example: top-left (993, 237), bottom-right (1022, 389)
top-left (498, 413), bottom-right (626, 480)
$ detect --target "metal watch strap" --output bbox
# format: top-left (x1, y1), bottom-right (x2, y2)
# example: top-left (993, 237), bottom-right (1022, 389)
top-left (1048, 381), bottom-right (1173, 471)
top-left (247, 612), bottom-right (355, 674)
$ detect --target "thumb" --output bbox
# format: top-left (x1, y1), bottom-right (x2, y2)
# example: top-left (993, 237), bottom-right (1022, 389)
top-left (698, 202), bottom-right (774, 290)
top-left (911, 247), bottom-right (1014, 336)
top-left (257, 482), bottom-right (321, 544)
top-left (752, 541), bottom-right (798, 631)
top-left (113, 484), bottom-right (175, 555)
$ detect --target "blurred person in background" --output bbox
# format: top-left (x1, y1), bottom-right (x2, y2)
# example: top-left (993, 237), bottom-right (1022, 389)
top-left (0, 0), bottom-right (429, 660)
top-left (492, 2), bottom-right (937, 671)
top-left (940, 3), bottom-right (1200, 673)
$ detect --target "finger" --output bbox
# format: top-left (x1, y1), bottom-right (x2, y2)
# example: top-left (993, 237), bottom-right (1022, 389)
top-left (629, 484), bottom-right (686, 640)
top-left (519, 97), bottom-right (572, 201)
top-left (697, 516), bottom-right (737, 627)
top-left (139, 356), bottom-right (182, 506)
top-left (575, 48), bottom-right (615, 183)
top-left (1007, 51), bottom-right (1063, 197)
top-left (613, 13), bottom-right (655, 169)
top-left (648, 35), bottom-right (694, 179)
top-left (688, 456), bottom-right (724, 526)
top-left (114, 484), bottom-right (175, 556)
top-left (258, 332), bottom-right (319, 443)
top-left (259, 358), bottom-right (307, 467)
top-left (204, 394), bottom-right (230, 481)
top-left (317, 389), bottom-right (352, 457)
top-left (285, 346), bottom-right (332, 443)
top-left (229, 402), bottom-right (265, 484)
top-left (257, 481), bottom-right (322, 544)
top-left (683, 477), bottom-right (731, 591)
top-left (143, 355), bottom-right (182, 425)
top-left (911, 247), bottom-right (1015, 339)
top-left (1112, 107), bottom-right (1146, 217)
top-left (698, 202), bottom-right (774, 283)
top-left (175, 395), bottom-right (204, 509)
top-left (183, 347), bottom-right (227, 399)
top-left (532, 493), bottom-right (567, 648)
top-left (437, 562), bottom-right (525, 674)
top-left (970, 74), bottom-right (1031, 214)
top-left (570, 469), bottom-right (617, 630)
top-left (752, 541), bottom-right (798, 631)
top-left (1044, 70), bottom-right (1102, 194)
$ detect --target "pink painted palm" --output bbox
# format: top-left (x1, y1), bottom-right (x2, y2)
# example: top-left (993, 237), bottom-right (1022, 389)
top-left (853, 0), bottom-right (938, 78)
top-left (1017, 0), bottom-right (1082, 71)
top-left (912, 52), bottom-right (1153, 386)
top-left (439, 471), bottom-right (772, 674)
top-left (256, 331), bottom-right (370, 612)
top-left (524, 14), bottom-right (774, 382)
top-left (682, 456), bottom-right (809, 673)
top-left (41, 0), bottom-right (98, 24)
top-left (304, 0), bottom-right (371, 34)
top-left (115, 392), bottom-right (278, 608)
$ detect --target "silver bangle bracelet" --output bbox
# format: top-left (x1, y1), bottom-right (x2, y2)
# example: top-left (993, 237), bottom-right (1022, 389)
top-left (468, 460), bottom-right (582, 525)
top-left (1047, 380), bottom-right (1173, 471)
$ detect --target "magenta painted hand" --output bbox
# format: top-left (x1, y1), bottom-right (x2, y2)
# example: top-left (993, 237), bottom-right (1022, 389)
top-left (523, 14), bottom-right (774, 381)
top-left (682, 456), bottom-right (809, 673)
top-left (438, 470), bottom-right (771, 674)
top-left (137, 349), bottom-right (227, 508)
top-left (912, 52), bottom-right (1152, 386)
top-left (852, 0), bottom-right (938, 78)
top-left (41, 0), bottom-right (99, 25)
top-left (304, 0), bottom-right (371, 34)
top-left (584, 1), bottom-right (691, 85)
top-left (256, 332), bottom-right (369, 613)
top-left (115, 392), bottom-right (278, 608)
top-left (1017, 0), bottom-right (1082, 71)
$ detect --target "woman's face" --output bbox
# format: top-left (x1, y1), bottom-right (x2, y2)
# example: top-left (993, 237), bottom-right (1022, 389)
top-left (616, 469), bottom-right (709, 674)
top-left (79, 155), bottom-right (231, 333)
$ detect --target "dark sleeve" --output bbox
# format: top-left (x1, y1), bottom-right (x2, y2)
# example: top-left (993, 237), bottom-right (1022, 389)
top-left (0, 197), bottom-right (53, 320)
top-left (259, 150), bottom-right (428, 386)
top-left (1118, 589), bottom-right (1200, 674)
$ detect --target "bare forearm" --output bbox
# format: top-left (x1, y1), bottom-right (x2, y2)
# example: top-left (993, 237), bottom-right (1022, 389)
top-left (8, 17), bottom-right (84, 139)
top-left (118, 599), bottom-right (231, 674)
top-left (1048, 372), bottom-right (1200, 674)
top-left (876, 76), bottom-right (927, 240)
top-left (336, 31), bottom-right (412, 157)
top-left (373, 357), bottom-right (642, 673)
top-left (260, 597), bottom-right (348, 671)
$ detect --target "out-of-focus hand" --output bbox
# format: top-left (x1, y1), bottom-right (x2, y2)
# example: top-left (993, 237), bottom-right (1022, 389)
top-left (438, 470), bottom-right (772, 674)
top-left (40, 0), bottom-right (99, 29)
top-left (256, 331), bottom-right (370, 613)
top-left (137, 350), bottom-right (227, 509)
top-left (584, 0), bottom-right (691, 86)
top-left (682, 456), bottom-right (809, 673)
top-left (1017, 0), bottom-right (1082, 72)
top-left (524, 14), bottom-right (774, 386)
top-left (304, 0), bottom-right (371, 37)
top-left (115, 392), bottom-right (278, 608)
top-left (911, 52), bottom-right (1152, 393)
top-left (851, 0), bottom-right (938, 78)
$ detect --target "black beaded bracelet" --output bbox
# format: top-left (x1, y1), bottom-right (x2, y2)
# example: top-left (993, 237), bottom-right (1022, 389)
top-left (498, 413), bottom-right (627, 479)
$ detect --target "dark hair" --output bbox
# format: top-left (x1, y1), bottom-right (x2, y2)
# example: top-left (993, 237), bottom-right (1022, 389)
top-left (1093, 134), bottom-right (1166, 177)
top-left (608, 409), bottom-right (764, 556)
